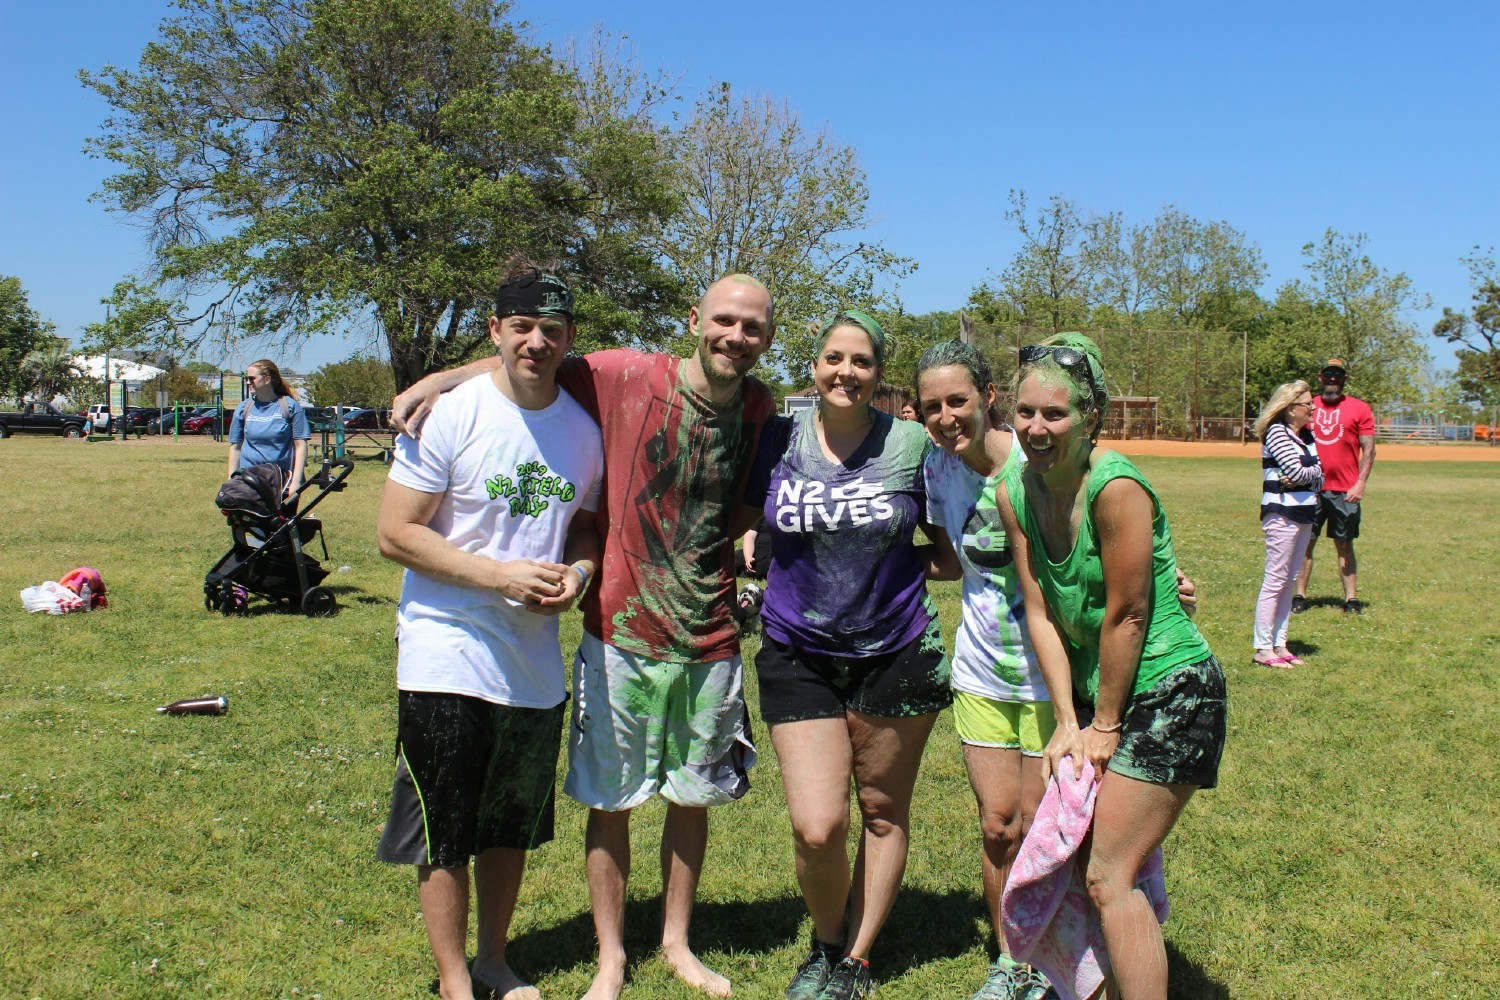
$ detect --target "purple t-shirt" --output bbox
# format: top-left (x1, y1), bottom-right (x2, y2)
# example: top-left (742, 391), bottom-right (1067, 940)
top-left (744, 409), bottom-right (934, 657)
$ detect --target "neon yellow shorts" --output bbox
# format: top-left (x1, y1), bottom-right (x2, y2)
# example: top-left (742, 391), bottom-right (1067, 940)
top-left (953, 691), bottom-right (1056, 756)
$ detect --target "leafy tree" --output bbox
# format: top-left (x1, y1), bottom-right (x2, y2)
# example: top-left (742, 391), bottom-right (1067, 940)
top-left (82, 0), bottom-right (679, 390)
top-left (1433, 249), bottom-right (1500, 407)
top-left (1453, 351), bottom-right (1500, 409)
top-left (1, 277), bottom-right (59, 401)
top-left (1131, 207), bottom-right (1265, 332)
top-left (19, 345), bottom-right (83, 403)
top-left (1091, 207), bottom-right (1265, 403)
top-left (305, 353), bottom-right (398, 406)
top-left (969, 191), bottom-right (1103, 333)
top-left (654, 83), bottom-right (915, 376)
top-left (875, 309), bottom-right (962, 395)
top-left (1281, 229), bottom-right (1429, 405)
top-left (138, 367), bottom-right (213, 405)
top-left (1246, 285), bottom-right (1344, 404)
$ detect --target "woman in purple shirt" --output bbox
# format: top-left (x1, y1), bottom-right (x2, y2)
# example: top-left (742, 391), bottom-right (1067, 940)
top-left (742, 310), bottom-right (956, 1000)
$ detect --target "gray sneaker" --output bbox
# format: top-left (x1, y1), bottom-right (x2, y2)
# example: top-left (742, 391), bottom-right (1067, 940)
top-left (969, 958), bottom-right (1024, 1000)
top-left (816, 956), bottom-right (874, 1000)
top-left (1015, 966), bottom-right (1058, 1000)
top-left (786, 939), bottom-right (841, 1000)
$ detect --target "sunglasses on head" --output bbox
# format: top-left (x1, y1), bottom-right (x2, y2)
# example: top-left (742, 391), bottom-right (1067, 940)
top-left (1019, 344), bottom-right (1089, 370)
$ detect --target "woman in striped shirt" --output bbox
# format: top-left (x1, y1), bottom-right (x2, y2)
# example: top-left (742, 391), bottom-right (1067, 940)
top-left (1252, 381), bottom-right (1322, 667)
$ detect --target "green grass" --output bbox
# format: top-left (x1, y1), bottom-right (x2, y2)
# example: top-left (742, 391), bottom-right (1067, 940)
top-left (1, 437), bottom-right (1496, 998)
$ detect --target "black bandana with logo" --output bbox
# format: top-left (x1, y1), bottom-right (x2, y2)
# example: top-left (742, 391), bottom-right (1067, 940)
top-left (495, 271), bottom-right (573, 318)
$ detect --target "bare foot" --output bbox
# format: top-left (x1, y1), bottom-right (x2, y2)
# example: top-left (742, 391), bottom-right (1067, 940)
top-left (580, 960), bottom-right (626, 1000)
top-left (661, 944), bottom-right (731, 998)
top-left (471, 958), bottom-right (540, 1000)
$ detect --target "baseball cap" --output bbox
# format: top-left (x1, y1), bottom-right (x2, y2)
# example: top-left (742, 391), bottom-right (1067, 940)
top-left (1321, 358), bottom-right (1347, 378)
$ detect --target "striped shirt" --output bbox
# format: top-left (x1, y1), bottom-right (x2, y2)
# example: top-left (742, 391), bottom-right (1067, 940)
top-left (1261, 423), bottom-right (1322, 522)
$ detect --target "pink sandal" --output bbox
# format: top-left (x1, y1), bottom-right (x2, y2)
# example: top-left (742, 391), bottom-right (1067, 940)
top-left (1252, 655), bottom-right (1294, 668)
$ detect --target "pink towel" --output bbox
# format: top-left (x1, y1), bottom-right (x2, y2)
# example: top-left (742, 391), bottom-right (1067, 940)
top-left (58, 567), bottom-right (108, 609)
top-left (1001, 758), bottom-right (1169, 1000)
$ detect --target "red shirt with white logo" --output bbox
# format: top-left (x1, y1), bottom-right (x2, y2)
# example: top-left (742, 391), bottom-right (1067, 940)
top-left (1310, 394), bottom-right (1374, 492)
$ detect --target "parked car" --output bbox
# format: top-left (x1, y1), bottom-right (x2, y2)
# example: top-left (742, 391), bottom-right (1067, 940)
top-left (123, 408), bottom-right (163, 432)
top-left (302, 405), bottom-right (341, 432)
top-left (155, 406), bottom-right (217, 434)
top-left (86, 404), bottom-right (113, 432)
top-left (342, 407), bottom-right (393, 431)
top-left (149, 408), bottom-right (184, 434)
top-left (185, 409), bottom-right (230, 436)
top-left (0, 401), bottom-right (89, 438)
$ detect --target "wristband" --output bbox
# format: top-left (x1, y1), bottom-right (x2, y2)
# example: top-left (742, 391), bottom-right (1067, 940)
top-left (1089, 718), bottom-right (1123, 734)
top-left (572, 565), bottom-right (589, 589)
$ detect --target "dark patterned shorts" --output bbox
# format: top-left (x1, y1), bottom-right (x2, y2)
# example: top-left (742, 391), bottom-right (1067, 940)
top-left (376, 691), bottom-right (565, 867)
top-left (1080, 656), bottom-right (1226, 790)
top-left (755, 616), bottom-right (952, 723)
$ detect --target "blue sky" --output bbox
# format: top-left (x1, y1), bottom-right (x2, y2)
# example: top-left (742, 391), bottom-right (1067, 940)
top-left (3, 1), bottom-right (1494, 376)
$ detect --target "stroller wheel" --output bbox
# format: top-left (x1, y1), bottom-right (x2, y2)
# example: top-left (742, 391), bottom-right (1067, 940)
top-left (302, 586), bottom-right (337, 618)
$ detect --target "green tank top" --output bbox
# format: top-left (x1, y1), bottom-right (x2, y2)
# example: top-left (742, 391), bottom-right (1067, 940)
top-left (1004, 450), bottom-right (1211, 704)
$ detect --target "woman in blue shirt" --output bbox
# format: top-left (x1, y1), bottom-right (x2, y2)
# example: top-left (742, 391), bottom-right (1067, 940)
top-left (227, 359), bottom-right (310, 501)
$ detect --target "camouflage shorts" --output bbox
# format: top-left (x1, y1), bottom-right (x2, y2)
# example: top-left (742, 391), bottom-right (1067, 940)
top-left (1081, 656), bottom-right (1226, 790)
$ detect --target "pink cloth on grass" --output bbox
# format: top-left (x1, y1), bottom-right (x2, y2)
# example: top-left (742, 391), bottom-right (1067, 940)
top-left (58, 567), bottom-right (108, 609)
top-left (1001, 757), bottom-right (1169, 1000)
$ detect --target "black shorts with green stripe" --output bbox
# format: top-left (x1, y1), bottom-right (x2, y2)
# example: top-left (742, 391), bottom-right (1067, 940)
top-left (376, 691), bottom-right (565, 867)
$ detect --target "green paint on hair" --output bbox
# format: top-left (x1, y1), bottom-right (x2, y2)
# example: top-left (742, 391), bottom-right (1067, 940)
top-left (815, 309), bottom-right (890, 368)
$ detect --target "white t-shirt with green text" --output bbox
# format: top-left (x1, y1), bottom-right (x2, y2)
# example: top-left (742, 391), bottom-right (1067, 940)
top-left (389, 374), bottom-right (602, 707)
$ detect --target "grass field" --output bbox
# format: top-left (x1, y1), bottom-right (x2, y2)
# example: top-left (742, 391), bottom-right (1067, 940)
top-left (1, 437), bottom-right (1496, 999)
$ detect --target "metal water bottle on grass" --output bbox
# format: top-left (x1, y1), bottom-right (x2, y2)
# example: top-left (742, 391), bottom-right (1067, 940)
top-left (156, 696), bottom-right (229, 716)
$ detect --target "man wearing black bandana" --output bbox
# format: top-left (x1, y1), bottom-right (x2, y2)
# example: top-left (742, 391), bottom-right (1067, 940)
top-left (393, 272), bottom-right (778, 1000)
top-left (376, 262), bottom-right (604, 1000)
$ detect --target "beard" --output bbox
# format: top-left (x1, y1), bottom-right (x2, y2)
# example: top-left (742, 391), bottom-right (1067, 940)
top-left (698, 337), bottom-right (747, 387)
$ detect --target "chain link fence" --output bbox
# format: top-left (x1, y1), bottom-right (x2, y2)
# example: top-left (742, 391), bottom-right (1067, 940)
top-left (969, 324), bottom-right (1252, 441)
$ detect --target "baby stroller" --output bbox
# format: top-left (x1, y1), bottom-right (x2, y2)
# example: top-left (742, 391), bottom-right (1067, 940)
top-left (204, 458), bottom-right (354, 617)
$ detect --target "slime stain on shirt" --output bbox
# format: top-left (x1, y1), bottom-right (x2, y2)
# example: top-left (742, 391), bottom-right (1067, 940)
top-left (559, 351), bottom-right (774, 664)
top-left (746, 409), bottom-right (935, 658)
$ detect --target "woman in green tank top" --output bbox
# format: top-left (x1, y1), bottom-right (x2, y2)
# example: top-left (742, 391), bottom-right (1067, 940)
top-left (996, 333), bottom-right (1226, 1000)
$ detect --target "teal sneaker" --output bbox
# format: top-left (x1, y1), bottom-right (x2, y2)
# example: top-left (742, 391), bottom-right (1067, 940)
top-left (786, 938), bottom-right (841, 1000)
top-left (816, 956), bottom-right (874, 1000)
top-left (969, 957), bottom-right (1024, 1000)
top-left (1015, 965), bottom-right (1058, 1000)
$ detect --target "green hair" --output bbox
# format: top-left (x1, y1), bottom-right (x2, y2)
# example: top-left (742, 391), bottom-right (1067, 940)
top-left (1011, 332), bottom-right (1110, 440)
top-left (915, 340), bottom-right (1004, 426)
top-left (814, 310), bottom-right (890, 369)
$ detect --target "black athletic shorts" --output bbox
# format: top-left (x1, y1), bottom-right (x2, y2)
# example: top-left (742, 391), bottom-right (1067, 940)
top-left (1311, 490), bottom-right (1361, 540)
top-left (1077, 656), bottom-right (1226, 790)
top-left (376, 691), bottom-right (565, 867)
top-left (755, 617), bottom-right (952, 724)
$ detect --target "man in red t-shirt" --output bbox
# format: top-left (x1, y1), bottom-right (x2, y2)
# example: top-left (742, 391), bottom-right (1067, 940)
top-left (393, 274), bottom-right (777, 1000)
top-left (1293, 358), bottom-right (1376, 615)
